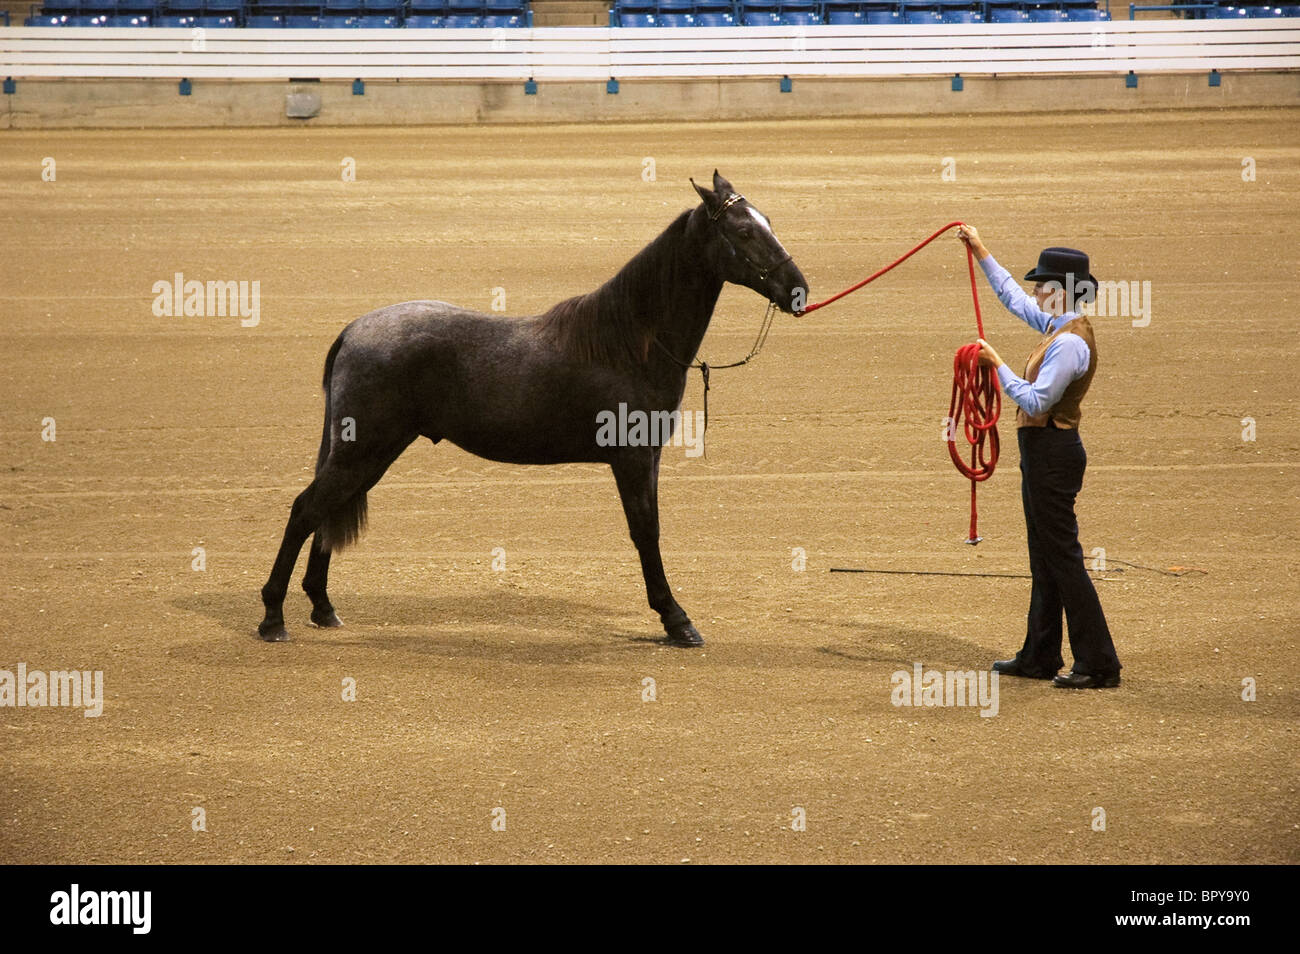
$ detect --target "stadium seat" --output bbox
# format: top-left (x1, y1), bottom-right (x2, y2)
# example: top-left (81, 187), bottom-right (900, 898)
top-left (864, 9), bottom-right (901, 23)
top-left (117, 0), bottom-right (158, 12)
top-left (107, 13), bottom-right (151, 22)
top-left (67, 13), bottom-right (108, 22)
top-left (26, 13), bottom-right (69, 23)
top-left (322, 0), bottom-right (363, 15)
top-left (943, 9), bottom-right (981, 20)
top-left (657, 11), bottom-right (693, 23)
top-left (1065, 7), bottom-right (1107, 18)
top-left (1246, 4), bottom-right (1283, 14)
top-left (618, 11), bottom-right (657, 24)
top-left (447, 0), bottom-right (483, 11)
top-left (152, 13), bottom-right (197, 23)
top-left (443, 13), bottom-right (482, 24)
top-left (695, 11), bottom-right (737, 23)
top-left (1027, 5), bottom-right (1068, 21)
top-left (905, 9), bottom-right (944, 23)
top-left (481, 14), bottom-right (524, 25)
top-left (361, 0), bottom-right (405, 11)
top-left (283, 12), bottom-right (320, 23)
top-left (79, 0), bottom-right (116, 12)
top-left (404, 12), bottom-right (445, 23)
top-left (246, 13), bottom-right (285, 24)
top-left (194, 13), bottom-right (237, 23)
top-left (161, 0), bottom-right (203, 13)
top-left (408, 0), bottom-right (450, 11)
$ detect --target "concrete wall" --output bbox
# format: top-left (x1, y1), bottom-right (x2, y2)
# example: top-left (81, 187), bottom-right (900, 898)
top-left (2, 70), bottom-right (1298, 128)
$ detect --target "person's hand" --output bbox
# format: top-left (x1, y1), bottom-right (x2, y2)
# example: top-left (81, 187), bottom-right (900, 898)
top-left (976, 337), bottom-right (1004, 369)
top-left (956, 224), bottom-right (989, 261)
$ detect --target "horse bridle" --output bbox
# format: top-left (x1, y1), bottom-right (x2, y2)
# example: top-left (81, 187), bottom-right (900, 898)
top-left (709, 192), bottom-right (793, 282)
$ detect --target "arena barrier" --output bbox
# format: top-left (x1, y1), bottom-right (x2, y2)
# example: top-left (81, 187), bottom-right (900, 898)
top-left (3, 18), bottom-right (1299, 79)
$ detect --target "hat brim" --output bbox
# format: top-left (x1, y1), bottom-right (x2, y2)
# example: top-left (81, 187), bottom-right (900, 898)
top-left (1023, 266), bottom-right (1098, 290)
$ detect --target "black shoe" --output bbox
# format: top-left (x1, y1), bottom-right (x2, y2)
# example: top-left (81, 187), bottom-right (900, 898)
top-left (991, 658), bottom-right (1058, 679)
top-left (1053, 671), bottom-right (1121, 690)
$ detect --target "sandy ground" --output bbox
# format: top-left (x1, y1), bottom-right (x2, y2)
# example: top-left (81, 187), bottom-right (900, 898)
top-left (0, 109), bottom-right (1296, 864)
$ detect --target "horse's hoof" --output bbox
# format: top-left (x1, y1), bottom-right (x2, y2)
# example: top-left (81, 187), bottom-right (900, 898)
top-left (309, 607), bottom-right (343, 628)
top-left (258, 623), bottom-right (290, 643)
top-left (664, 623), bottom-right (704, 647)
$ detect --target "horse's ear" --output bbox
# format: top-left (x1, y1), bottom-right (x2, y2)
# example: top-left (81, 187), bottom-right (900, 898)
top-left (691, 176), bottom-right (721, 215)
top-left (711, 169), bottom-right (736, 198)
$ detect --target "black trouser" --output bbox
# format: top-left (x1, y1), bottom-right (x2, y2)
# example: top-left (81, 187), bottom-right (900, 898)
top-left (1015, 426), bottom-right (1121, 676)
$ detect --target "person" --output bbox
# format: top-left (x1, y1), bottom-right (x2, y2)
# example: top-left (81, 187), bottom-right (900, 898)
top-left (956, 224), bottom-right (1122, 690)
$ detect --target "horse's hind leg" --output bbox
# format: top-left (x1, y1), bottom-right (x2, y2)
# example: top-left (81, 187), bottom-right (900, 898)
top-left (259, 466), bottom-right (362, 642)
top-left (302, 536), bottom-right (341, 629)
top-left (611, 449), bottom-right (703, 647)
top-left (296, 437), bottom-right (413, 633)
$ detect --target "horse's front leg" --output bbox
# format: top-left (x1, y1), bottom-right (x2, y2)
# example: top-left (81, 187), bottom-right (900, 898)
top-left (611, 449), bottom-right (703, 647)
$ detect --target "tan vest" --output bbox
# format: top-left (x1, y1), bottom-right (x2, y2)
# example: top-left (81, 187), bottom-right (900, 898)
top-left (1017, 316), bottom-right (1097, 429)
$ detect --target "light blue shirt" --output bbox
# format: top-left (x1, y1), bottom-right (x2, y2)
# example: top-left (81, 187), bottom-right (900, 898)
top-left (979, 254), bottom-right (1091, 419)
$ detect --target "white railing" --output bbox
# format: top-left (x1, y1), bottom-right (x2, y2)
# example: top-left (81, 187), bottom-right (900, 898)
top-left (2, 19), bottom-right (1298, 80)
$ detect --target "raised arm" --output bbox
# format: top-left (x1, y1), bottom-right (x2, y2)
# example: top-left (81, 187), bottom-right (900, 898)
top-left (957, 224), bottom-right (1054, 334)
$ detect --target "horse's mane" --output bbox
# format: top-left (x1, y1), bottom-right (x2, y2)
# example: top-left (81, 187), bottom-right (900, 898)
top-left (536, 209), bottom-right (693, 368)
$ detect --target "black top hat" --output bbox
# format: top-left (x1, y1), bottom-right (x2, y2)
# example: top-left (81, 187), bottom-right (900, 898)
top-left (1023, 247), bottom-right (1097, 304)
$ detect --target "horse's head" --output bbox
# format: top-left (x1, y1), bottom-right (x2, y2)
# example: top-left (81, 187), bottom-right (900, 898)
top-left (692, 170), bottom-right (808, 315)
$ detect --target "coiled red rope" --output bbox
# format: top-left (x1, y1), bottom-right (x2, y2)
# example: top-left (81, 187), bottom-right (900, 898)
top-left (797, 221), bottom-right (1000, 543)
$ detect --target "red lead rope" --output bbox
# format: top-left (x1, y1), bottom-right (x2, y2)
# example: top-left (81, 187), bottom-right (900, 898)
top-left (797, 221), bottom-right (1000, 544)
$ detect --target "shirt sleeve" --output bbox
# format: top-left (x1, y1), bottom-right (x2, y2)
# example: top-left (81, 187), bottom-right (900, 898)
top-left (995, 333), bottom-right (1091, 418)
top-left (979, 254), bottom-right (1054, 334)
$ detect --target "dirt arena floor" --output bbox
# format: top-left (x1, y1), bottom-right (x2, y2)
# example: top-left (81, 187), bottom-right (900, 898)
top-left (1, 108), bottom-right (1297, 865)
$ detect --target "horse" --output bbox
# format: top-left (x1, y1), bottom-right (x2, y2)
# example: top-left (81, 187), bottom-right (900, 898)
top-left (257, 170), bottom-right (808, 647)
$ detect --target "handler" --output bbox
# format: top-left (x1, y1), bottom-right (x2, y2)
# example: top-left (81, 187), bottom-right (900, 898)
top-left (956, 224), bottom-right (1122, 690)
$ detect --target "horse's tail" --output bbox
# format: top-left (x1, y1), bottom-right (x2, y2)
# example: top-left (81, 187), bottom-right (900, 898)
top-left (315, 332), bottom-right (368, 553)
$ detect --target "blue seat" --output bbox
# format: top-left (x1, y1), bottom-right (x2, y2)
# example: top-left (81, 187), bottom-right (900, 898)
top-left (117, 0), bottom-right (157, 12)
top-left (40, 0), bottom-right (79, 11)
top-left (481, 13), bottom-right (523, 24)
top-left (283, 12), bottom-right (320, 23)
top-left (26, 13), bottom-right (69, 23)
top-left (447, 0), bottom-right (482, 10)
top-left (80, 0), bottom-right (117, 11)
top-left (658, 11), bottom-right (693, 23)
top-left (322, 0), bottom-right (362, 13)
top-left (442, 13), bottom-right (481, 24)
top-left (67, 13), bottom-right (108, 22)
top-left (782, 10), bottom-right (821, 23)
top-left (205, 0), bottom-right (242, 11)
top-left (107, 12), bottom-right (151, 22)
top-left (864, 9), bottom-right (900, 22)
top-left (320, 13), bottom-right (360, 22)
top-left (988, 7), bottom-right (1027, 21)
top-left (408, 0), bottom-right (449, 11)
top-left (195, 13), bottom-right (237, 23)
top-left (246, 13), bottom-right (285, 24)
top-left (742, 11), bottom-right (781, 23)
top-left (695, 11), bottom-right (737, 23)
top-left (360, 0), bottom-right (403, 10)
top-left (943, 9), bottom-right (980, 20)
top-left (404, 13), bottom-right (444, 23)
top-left (1246, 4), bottom-right (1282, 14)
top-left (618, 11), bottom-right (656, 24)
top-left (152, 13), bottom-right (197, 23)
top-left (1065, 7), bottom-right (1106, 18)
top-left (1027, 6), bottom-right (1067, 20)
top-left (161, 0), bottom-right (203, 13)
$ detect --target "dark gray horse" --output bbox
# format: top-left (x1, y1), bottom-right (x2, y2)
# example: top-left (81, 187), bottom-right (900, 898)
top-left (258, 171), bottom-right (807, 647)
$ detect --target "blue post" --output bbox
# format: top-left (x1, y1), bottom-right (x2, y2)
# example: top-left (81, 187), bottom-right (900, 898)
top-left (779, 75), bottom-right (792, 93)
top-left (3, 77), bottom-right (14, 96)
top-left (352, 79), bottom-right (364, 95)
top-left (951, 73), bottom-right (963, 92)
top-left (1125, 70), bottom-right (1137, 88)
top-left (179, 78), bottom-right (192, 96)
top-left (524, 77), bottom-right (538, 95)
top-left (607, 77), bottom-right (619, 94)
top-left (1208, 69), bottom-right (1221, 87)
